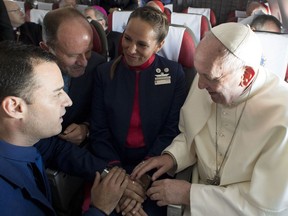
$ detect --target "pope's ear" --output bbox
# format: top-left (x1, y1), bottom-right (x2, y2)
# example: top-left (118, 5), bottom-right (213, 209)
top-left (241, 66), bottom-right (255, 87)
top-left (1, 96), bottom-right (26, 119)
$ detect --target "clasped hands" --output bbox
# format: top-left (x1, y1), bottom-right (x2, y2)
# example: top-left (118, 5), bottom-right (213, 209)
top-left (131, 154), bottom-right (191, 207)
top-left (111, 154), bottom-right (186, 215)
top-left (91, 166), bottom-right (149, 216)
top-left (115, 176), bottom-right (148, 216)
top-left (90, 154), bottom-right (191, 215)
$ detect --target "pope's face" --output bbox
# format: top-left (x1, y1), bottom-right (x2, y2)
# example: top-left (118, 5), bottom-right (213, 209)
top-left (194, 36), bottom-right (244, 105)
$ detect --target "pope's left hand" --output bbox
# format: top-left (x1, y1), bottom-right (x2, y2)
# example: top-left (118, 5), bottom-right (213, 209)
top-left (147, 179), bottom-right (191, 206)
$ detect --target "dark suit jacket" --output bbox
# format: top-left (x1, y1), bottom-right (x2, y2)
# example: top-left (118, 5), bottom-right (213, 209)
top-left (62, 51), bottom-right (106, 130)
top-left (0, 0), bottom-right (14, 41)
top-left (16, 22), bottom-right (42, 46)
top-left (89, 55), bottom-right (187, 170)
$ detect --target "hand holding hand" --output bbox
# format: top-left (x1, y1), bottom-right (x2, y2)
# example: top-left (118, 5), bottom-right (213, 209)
top-left (116, 197), bottom-right (141, 215)
top-left (125, 207), bottom-right (148, 216)
top-left (115, 177), bottom-right (146, 215)
top-left (124, 178), bottom-right (146, 202)
top-left (90, 167), bottom-right (128, 215)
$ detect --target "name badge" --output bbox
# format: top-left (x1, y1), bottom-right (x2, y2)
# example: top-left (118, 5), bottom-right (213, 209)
top-left (154, 68), bottom-right (171, 85)
top-left (155, 77), bottom-right (171, 85)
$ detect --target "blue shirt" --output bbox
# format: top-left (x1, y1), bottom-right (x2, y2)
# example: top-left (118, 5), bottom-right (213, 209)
top-left (0, 140), bottom-right (55, 215)
top-left (0, 140), bottom-right (106, 216)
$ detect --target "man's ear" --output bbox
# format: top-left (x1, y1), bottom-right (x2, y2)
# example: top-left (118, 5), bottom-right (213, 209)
top-left (2, 96), bottom-right (26, 119)
top-left (241, 66), bottom-right (255, 87)
top-left (39, 41), bottom-right (49, 52)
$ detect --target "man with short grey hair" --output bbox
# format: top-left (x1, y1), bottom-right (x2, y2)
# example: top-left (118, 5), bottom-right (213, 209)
top-left (40, 7), bottom-right (105, 145)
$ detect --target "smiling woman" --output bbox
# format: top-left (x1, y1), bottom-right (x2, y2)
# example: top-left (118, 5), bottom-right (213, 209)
top-left (87, 6), bottom-right (187, 216)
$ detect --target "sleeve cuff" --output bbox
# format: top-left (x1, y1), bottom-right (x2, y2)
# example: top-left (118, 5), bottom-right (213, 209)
top-left (85, 206), bottom-right (108, 216)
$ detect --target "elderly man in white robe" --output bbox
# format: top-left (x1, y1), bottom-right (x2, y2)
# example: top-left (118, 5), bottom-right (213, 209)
top-left (131, 22), bottom-right (288, 215)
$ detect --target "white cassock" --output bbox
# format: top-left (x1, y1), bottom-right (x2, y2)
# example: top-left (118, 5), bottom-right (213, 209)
top-left (164, 67), bottom-right (288, 215)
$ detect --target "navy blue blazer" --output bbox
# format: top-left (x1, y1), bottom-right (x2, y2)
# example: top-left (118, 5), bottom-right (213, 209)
top-left (89, 55), bottom-right (187, 170)
top-left (16, 22), bottom-right (42, 46)
top-left (62, 51), bottom-right (106, 130)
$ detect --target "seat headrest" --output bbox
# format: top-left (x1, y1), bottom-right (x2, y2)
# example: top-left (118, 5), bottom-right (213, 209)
top-left (108, 11), bottom-right (132, 33)
top-left (184, 7), bottom-right (217, 27)
top-left (90, 20), bottom-right (109, 60)
top-left (158, 25), bottom-right (196, 68)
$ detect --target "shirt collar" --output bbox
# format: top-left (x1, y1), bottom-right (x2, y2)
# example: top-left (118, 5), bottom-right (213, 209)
top-left (123, 54), bottom-right (156, 71)
top-left (0, 140), bottom-right (40, 163)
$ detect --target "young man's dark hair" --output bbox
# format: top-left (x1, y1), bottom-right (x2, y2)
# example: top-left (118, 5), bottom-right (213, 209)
top-left (0, 41), bottom-right (56, 103)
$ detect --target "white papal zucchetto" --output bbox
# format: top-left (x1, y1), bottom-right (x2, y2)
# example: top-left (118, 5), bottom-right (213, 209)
top-left (211, 22), bottom-right (263, 69)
